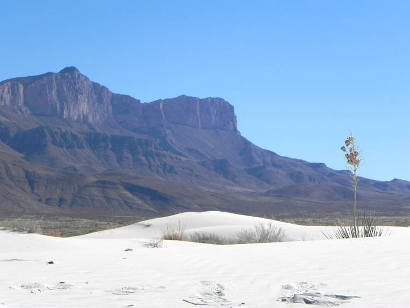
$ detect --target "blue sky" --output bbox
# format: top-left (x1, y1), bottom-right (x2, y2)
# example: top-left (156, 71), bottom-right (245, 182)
top-left (1, 0), bottom-right (409, 181)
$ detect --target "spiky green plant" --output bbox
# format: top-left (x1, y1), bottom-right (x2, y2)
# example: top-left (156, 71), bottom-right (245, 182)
top-left (325, 211), bottom-right (385, 239)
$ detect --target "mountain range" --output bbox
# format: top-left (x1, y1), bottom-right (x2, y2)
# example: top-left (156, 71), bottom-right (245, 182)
top-left (0, 67), bottom-right (409, 219)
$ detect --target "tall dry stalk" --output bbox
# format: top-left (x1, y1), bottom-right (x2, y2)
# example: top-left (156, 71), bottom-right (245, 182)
top-left (341, 134), bottom-right (361, 233)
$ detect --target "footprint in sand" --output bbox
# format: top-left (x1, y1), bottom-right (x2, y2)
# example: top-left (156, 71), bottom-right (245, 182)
top-left (18, 282), bottom-right (47, 294)
top-left (15, 282), bottom-right (73, 293)
top-left (278, 282), bottom-right (360, 306)
top-left (0, 258), bottom-right (28, 262)
top-left (50, 282), bottom-right (73, 290)
top-left (110, 285), bottom-right (166, 295)
top-left (183, 281), bottom-right (245, 307)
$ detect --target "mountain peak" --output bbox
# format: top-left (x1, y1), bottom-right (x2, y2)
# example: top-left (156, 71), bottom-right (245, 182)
top-left (0, 66), bottom-right (111, 124)
top-left (59, 66), bottom-right (80, 74)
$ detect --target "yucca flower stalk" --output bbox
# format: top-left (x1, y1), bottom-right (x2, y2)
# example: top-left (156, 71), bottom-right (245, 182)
top-left (341, 134), bottom-right (361, 234)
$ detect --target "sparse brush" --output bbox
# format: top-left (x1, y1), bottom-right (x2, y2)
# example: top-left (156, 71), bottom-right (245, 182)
top-left (188, 232), bottom-right (228, 245)
top-left (0, 218), bottom-right (125, 237)
top-left (161, 222), bottom-right (286, 245)
top-left (161, 221), bottom-right (186, 241)
top-left (236, 223), bottom-right (284, 243)
top-left (236, 228), bottom-right (255, 243)
top-left (0, 219), bottom-right (43, 234)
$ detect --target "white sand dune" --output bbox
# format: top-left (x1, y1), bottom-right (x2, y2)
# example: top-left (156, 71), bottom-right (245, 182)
top-left (1, 211), bottom-right (410, 307)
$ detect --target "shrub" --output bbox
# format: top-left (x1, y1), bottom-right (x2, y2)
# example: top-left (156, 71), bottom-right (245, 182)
top-left (188, 232), bottom-right (228, 245)
top-left (161, 222), bottom-right (285, 244)
top-left (161, 221), bottom-right (186, 241)
top-left (236, 223), bottom-right (284, 243)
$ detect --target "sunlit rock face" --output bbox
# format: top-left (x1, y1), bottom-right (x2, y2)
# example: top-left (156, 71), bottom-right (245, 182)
top-left (0, 81), bottom-right (25, 107)
top-left (0, 66), bottom-right (112, 124)
top-left (0, 67), bottom-right (237, 131)
top-left (154, 95), bottom-right (237, 131)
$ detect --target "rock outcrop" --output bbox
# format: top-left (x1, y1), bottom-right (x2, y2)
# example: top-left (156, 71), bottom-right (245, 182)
top-left (0, 67), bottom-right (112, 124)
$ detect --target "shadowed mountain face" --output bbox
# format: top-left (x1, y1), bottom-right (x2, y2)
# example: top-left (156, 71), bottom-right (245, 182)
top-left (0, 67), bottom-right (409, 219)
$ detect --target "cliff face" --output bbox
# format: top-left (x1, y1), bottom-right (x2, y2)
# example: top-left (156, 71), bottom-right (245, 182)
top-left (111, 94), bottom-right (237, 136)
top-left (0, 81), bottom-right (25, 108)
top-left (0, 67), bottom-right (409, 218)
top-left (0, 67), bottom-right (112, 124)
top-left (0, 68), bottom-right (237, 132)
top-left (155, 96), bottom-right (237, 131)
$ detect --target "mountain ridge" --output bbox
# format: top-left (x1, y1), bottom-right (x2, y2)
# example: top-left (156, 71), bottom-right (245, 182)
top-left (0, 67), bottom-right (409, 219)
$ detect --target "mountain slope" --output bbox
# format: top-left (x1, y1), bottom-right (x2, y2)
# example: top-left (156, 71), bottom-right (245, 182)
top-left (0, 67), bottom-right (409, 219)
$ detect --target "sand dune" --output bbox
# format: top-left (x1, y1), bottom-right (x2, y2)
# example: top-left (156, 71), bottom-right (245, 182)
top-left (1, 211), bottom-right (409, 307)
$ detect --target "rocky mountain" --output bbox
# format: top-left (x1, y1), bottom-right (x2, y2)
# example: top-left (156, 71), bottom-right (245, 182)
top-left (0, 67), bottom-right (409, 219)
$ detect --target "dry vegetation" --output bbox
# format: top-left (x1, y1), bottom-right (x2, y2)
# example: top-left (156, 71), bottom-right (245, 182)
top-left (0, 217), bottom-right (128, 237)
top-left (161, 222), bottom-right (285, 245)
top-left (330, 135), bottom-right (385, 238)
top-left (236, 223), bottom-right (285, 243)
top-left (161, 221), bottom-right (187, 241)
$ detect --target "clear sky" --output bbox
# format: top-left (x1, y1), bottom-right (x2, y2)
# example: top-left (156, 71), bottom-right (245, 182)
top-left (1, 0), bottom-right (409, 181)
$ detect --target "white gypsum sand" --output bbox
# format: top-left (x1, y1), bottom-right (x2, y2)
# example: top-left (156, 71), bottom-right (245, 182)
top-left (1, 211), bottom-right (409, 307)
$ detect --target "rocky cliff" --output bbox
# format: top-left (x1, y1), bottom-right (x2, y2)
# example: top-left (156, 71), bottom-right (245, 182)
top-left (0, 67), bottom-right (409, 219)
top-left (0, 68), bottom-right (237, 132)
top-left (0, 67), bottom-right (112, 124)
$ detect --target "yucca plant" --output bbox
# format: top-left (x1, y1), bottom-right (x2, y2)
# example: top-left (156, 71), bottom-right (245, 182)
top-left (327, 211), bottom-right (385, 239)
top-left (341, 134), bottom-right (361, 229)
top-left (325, 136), bottom-right (386, 239)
